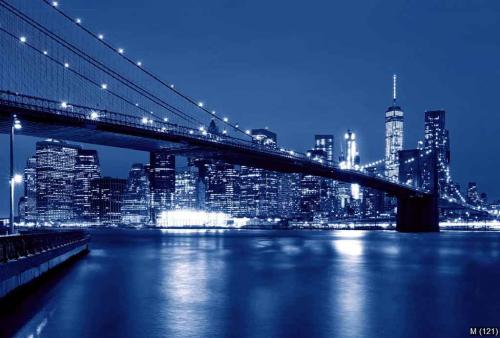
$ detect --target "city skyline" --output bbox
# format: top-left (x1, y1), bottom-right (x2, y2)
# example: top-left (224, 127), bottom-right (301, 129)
top-left (1, 0), bottom-right (500, 217)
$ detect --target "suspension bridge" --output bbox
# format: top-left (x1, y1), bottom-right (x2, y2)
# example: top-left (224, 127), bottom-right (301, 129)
top-left (0, 0), bottom-right (479, 232)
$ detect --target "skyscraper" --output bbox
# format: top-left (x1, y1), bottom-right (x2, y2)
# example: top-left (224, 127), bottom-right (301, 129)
top-left (91, 177), bottom-right (126, 225)
top-left (385, 74), bottom-right (404, 182)
top-left (422, 110), bottom-right (451, 194)
top-left (122, 163), bottom-right (151, 225)
top-left (239, 129), bottom-right (280, 218)
top-left (314, 135), bottom-right (334, 165)
top-left (149, 151), bottom-right (176, 223)
top-left (174, 167), bottom-right (199, 210)
top-left (35, 139), bottom-right (80, 223)
top-left (342, 130), bottom-right (360, 169)
top-left (22, 156), bottom-right (37, 223)
top-left (74, 149), bottom-right (101, 222)
top-left (204, 161), bottom-right (240, 215)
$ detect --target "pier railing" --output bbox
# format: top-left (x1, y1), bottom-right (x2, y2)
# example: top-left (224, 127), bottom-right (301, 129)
top-left (0, 230), bottom-right (89, 263)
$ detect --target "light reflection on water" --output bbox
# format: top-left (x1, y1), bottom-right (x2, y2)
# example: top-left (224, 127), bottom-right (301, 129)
top-left (3, 229), bottom-right (500, 338)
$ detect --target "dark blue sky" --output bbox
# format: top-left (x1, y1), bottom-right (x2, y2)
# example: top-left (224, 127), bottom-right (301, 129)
top-left (1, 0), bottom-right (499, 215)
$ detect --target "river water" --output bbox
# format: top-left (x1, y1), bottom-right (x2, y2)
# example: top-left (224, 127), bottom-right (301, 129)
top-left (2, 229), bottom-right (500, 338)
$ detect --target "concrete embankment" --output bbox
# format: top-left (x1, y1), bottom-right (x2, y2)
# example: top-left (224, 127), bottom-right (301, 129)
top-left (0, 230), bottom-right (90, 299)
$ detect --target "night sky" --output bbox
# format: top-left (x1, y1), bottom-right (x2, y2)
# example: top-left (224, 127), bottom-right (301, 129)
top-left (1, 0), bottom-right (499, 216)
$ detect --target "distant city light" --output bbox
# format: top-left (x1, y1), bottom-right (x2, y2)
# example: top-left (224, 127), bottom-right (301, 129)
top-left (157, 210), bottom-right (247, 228)
top-left (13, 117), bottom-right (22, 130)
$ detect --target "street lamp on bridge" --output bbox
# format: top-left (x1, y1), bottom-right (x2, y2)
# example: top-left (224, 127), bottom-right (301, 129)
top-left (9, 115), bottom-right (22, 234)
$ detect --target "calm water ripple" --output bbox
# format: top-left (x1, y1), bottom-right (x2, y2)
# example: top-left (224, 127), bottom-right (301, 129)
top-left (2, 229), bottom-right (500, 338)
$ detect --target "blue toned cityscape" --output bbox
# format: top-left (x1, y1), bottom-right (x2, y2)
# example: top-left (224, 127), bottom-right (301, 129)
top-left (1, 1), bottom-right (500, 337)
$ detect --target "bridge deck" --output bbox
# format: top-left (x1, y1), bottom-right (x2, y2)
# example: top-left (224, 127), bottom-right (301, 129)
top-left (0, 91), bottom-right (427, 198)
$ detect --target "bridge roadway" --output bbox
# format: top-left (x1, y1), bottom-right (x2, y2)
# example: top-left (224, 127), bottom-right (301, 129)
top-left (0, 91), bottom-right (438, 232)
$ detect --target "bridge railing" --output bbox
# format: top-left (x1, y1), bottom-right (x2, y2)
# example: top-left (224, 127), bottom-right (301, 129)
top-left (0, 90), bottom-right (314, 160)
top-left (0, 230), bottom-right (89, 263)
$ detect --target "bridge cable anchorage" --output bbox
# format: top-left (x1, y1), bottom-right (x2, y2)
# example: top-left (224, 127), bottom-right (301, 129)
top-left (0, 0), bottom-right (203, 127)
top-left (39, 0), bottom-right (255, 140)
top-left (0, 25), bottom-right (171, 124)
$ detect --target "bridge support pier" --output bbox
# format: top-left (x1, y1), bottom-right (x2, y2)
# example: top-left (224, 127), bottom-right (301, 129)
top-left (396, 194), bottom-right (439, 232)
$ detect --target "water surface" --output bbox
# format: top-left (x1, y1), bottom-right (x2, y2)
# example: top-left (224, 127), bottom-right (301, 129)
top-left (2, 229), bottom-right (500, 338)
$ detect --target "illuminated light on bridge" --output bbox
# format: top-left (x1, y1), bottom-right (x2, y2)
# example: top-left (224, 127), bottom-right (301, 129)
top-left (141, 117), bottom-right (149, 124)
top-left (98, 34), bottom-right (104, 40)
top-left (19, 36), bottom-right (27, 43)
top-left (157, 210), bottom-right (248, 228)
top-left (90, 111), bottom-right (99, 120)
top-left (64, 62), bottom-right (69, 68)
top-left (136, 61), bottom-right (142, 67)
top-left (101, 83), bottom-right (108, 90)
top-left (211, 110), bottom-right (216, 115)
top-left (223, 117), bottom-right (228, 122)
top-left (163, 117), bottom-right (168, 122)
top-left (245, 130), bottom-right (251, 134)
top-left (51, 1), bottom-right (58, 7)
top-left (75, 18), bottom-right (82, 24)
top-left (117, 48), bottom-right (124, 54)
top-left (43, 50), bottom-right (48, 55)
top-left (197, 102), bottom-right (204, 108)
top-left (60, 101), bottom-right (68, 108)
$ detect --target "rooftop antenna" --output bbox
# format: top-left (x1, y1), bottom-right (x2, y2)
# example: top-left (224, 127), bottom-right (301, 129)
top-left (393, 74), bottom-right (397, 105)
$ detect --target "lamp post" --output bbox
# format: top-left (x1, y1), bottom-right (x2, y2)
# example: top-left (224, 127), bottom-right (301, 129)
top-left (9, 115), bottom-right (22, 234)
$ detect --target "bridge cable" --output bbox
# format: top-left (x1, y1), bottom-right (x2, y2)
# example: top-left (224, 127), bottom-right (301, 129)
top-left (39, 0), bottom-right (253, 139)
top-left (0, 0), bottom-right (203, 127)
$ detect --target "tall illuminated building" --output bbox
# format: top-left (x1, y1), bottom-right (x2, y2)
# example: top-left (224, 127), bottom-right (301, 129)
top-left (384, 74), bottom-right (404, 182)
top-left (174, 167), bottom-right (199, 210)
top-left (122, 163), bottom-right (151, 225)
top-left (239, 129), bottom-right (280, 218)
top-left (149, 150), bottom-right (176, 223)
top-left (314, 135), bottom-right (334, 165)
top-left (422, 110), bottom-right (450, 194)
top-left (74, 149), bottom-right (101, 222)
top-left (203, 161), bottom-right (240, 215)
top-left (22, 156), bottom-right (37, 223)
top-left (35, 139), bottom-right (80, 223)
top-left (91, 177), bottom-right (126, 225)
top-left (339, 130), bottom-right (361, 215)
